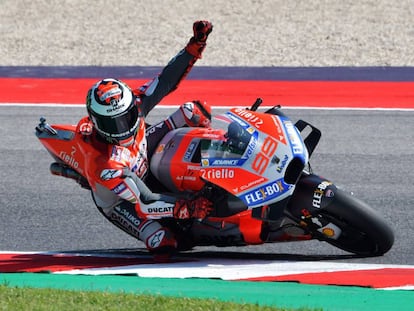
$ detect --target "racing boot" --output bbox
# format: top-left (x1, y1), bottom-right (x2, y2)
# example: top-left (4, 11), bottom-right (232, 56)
top-left (139, 220), bottom-right (178, 262)
top-left (167, 100), bottom-right (211, 128)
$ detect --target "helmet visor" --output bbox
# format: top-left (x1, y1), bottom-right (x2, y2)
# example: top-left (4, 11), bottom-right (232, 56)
top-left (93, 103), bottom-right (140, 141)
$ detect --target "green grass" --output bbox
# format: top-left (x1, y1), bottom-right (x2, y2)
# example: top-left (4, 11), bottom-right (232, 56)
top-left (0, 285), bottom-right (319, 311)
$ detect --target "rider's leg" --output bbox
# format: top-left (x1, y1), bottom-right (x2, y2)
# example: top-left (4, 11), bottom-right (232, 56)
top-left (96, 200), bottom-right (177, 260)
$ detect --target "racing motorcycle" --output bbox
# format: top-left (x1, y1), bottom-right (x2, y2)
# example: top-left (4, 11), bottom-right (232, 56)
top-left (35, 99), bottom-right (394, 256)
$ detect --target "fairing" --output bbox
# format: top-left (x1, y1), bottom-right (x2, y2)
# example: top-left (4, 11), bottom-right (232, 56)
top-left (150, 108), bottom-right (309, 208)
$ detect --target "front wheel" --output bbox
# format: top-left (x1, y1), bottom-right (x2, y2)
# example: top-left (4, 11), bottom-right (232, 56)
top-left (287, 174), bottom-right (394, 256)
top-left (314, 189), bottom-right (394, 256)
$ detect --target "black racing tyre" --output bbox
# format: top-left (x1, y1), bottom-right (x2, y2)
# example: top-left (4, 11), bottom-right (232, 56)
top-left (318, 189), bottom-right (394, 256)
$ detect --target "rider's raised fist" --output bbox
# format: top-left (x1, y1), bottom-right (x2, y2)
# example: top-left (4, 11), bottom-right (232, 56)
top-left (193, 20), bottom-right (213, 43)
top-left (186, 20), bottom-right (213, 58)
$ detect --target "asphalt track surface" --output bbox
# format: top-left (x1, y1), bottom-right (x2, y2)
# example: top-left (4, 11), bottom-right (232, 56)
top-left (1, 105), bottom-right (413, 265)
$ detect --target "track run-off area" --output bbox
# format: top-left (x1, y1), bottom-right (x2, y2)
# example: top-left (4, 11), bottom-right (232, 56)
top-left (1, 66), bottom-right (413, 310)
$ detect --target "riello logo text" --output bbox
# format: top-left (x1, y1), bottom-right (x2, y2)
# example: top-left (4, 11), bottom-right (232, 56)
top-left (59, 150), bottom-right (79, 169)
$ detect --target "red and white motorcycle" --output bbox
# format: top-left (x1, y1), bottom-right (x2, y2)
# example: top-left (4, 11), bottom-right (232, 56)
top-left (36, 99), bottom-right (394, 256)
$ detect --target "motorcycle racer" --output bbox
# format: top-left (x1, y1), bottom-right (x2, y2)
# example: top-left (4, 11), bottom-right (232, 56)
top-left (74, 21), bottom-right (214, 259)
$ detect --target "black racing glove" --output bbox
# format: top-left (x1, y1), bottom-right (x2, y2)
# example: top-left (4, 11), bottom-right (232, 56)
top-left (193, 20), bottom-right (213, 42)
top-left (185, 20), bottom-right (213, 58)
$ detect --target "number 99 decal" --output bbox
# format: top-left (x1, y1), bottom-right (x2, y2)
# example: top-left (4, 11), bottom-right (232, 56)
top-left (251, 136), bottom-right (278, 175)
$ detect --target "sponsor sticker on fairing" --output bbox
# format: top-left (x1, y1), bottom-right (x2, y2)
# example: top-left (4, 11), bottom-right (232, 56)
top-left (283, 120), bottom-right (304, 155)
top-left (200, 168), bottom-right (235, 179)
top-left (233, 108), bottom-right (264, 128)
top-left (183, 141), bottom-right (198, 161)
top-left (241, 178), bottom-right (292, 206)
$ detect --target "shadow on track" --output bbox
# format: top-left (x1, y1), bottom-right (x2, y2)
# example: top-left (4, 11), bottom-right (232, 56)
top-left (62, 248), bottom-right (369, 261)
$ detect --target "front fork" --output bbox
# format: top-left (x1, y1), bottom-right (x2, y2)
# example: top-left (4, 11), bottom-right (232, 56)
top-left (284, 173), bottom-right (343, 240)
top-left (251, 173), bottom-right (343, 241)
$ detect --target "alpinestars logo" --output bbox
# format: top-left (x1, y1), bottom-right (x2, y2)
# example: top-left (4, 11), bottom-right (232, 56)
top-left (148, 230), bottom-right (165, 248)
top-left (100, 169), bottom-right (122, 180)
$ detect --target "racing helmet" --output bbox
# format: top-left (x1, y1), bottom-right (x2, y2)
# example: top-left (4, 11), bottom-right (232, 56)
top-left (86, 78), bottom-right (139, 147)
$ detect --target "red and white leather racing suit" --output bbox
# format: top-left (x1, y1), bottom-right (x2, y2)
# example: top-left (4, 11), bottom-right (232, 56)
top-left (75, 36), bottom-right (212, 255)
